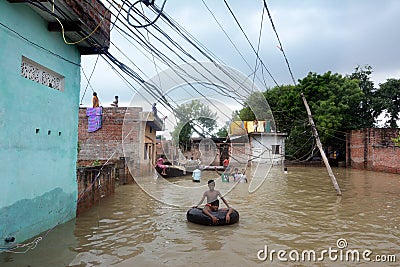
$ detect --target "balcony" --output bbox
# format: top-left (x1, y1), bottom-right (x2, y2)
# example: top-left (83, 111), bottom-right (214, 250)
top-left (7, 0), bottom-right (111, 55)
top-left (141, 111), bottom-right (163, 131)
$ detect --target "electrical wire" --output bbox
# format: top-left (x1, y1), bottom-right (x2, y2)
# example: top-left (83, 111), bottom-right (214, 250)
top-left (263, 0), bottom-right (297, 85)
top-left (50, 0), bottom-right (108, 45)
top-left (80, 56), bottom-right (100, 105)
top-left (127, 0), bottom-right (167, 28)
top-left (0, 21), bottom-right (80, 66)
top-left (31, 0), bottom-right (283, 162)
top-left (222, 0), bottom-right (279, 87)
top-left (251, 3), bottom-right (266, 92)
top-left (80, 0), bottom-right (125, 105)
top-left (200, 0), bottom-right (270, 91)
top-left (0, 0), bottom-right (278, 253)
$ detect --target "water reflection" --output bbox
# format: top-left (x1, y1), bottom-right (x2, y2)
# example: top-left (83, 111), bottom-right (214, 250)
top-left (1, 166), bottom-right (399, 266)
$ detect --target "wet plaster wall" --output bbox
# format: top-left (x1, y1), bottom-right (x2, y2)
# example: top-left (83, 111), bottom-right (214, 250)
top-left (0, 1), bottom-right (80, 245)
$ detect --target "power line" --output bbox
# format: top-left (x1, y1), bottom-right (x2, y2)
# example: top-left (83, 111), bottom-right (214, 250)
top-left (222, 0), bottom-right (279, 87)
top-left (127, 0), bottom-right (167, 28)
top-left (263, 0), bottom-right (297, 85)
top-left (0, 21), bottom-right (80, 66)
top-left (200, 0), bottom-right (270, 91)
top-left (251, 3), bottom-right (266, 92)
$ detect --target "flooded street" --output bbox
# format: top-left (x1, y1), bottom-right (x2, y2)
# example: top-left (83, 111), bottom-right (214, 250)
top-left (2, 166), bottom-right (399, 266)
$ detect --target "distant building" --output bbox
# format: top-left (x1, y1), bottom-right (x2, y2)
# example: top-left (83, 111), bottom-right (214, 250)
top-left (78, 107), bottom-right (163, 181)
top-left (156, 139), bottom-right (179, 163)
top-left (230, 121), bottom-right (287, 165)
top-left (0, 0), bottom-right (110, 244)
top-left (187, 137), bottom-right (230, 166)
top-left (178, 121), bottom-right (287, 167)
top-left (249, 132), bottom-right (287, 164)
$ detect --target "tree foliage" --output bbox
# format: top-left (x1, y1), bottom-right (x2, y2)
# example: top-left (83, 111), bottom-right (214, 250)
top-left (346, 65), bottom-right (377, 128)
top-left (375, 78), bottom-right (400, 128)
top-left (215, 126), bottom-right (228, 138)
top-left (298, 71), bottom-right (363, 142)
top-left (171, 100), bottom-right (218, 151)
top-left (236, 66), bottom-right (397, 161)
top-left (256, 71), bottom-right (364, 160)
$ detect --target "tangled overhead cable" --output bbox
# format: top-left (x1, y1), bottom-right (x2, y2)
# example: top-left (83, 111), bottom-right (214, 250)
top-left (127, 0), bottom-right (167, 28)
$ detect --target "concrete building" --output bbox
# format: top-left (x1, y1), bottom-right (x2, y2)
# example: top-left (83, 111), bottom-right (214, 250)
top-left (229, 121), bottom-right (287, 165)
top-left (185, 137), bottom-right (229, 166)
top-left (176, 120), bottom-right (286, 167)
top-left (0, 0), bottom-right (110, 245)
top-left (250, 132), bottom-right (287, 164)
top-left (77, 107), bottom-right (163, 182)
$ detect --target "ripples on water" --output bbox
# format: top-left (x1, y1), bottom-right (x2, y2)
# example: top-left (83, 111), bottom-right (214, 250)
top-left (2, 166), bottom-right (399, 266)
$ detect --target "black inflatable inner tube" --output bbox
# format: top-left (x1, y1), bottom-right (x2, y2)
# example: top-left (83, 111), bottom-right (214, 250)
top-left (187, 207), bottom-right (239, 226)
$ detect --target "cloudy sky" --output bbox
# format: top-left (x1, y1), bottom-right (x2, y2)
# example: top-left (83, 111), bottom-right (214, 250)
top-left (80, 0), bottom-right (400, 120)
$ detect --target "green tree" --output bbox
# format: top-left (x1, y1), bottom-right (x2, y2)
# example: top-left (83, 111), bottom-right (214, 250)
top-left (263, 84), bottom-right (303, 134)
top-left (255, 71), bottom-right (363, 160)
top-left (171, 100), bottom-right (218, 151)
top-left (215, 126), bottom-right (228, 138)
top-left (297, 71), bottom-right (363, 145)
top-left (263, 84), bottom-right (310, 160)
top-left (235, 91), bottom-right (274, 121)
top-left (346, 65), bottom-right (377, 128)
top-left (376, 78), bottom-right (400, 128)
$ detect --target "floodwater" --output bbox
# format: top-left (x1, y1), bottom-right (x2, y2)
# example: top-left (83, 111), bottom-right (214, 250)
top-left (1, 166), bottom-right (399, 267)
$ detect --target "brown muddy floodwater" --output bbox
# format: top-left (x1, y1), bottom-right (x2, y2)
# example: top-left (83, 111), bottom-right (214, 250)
top-left (1, 166), bottom-right (399, 267)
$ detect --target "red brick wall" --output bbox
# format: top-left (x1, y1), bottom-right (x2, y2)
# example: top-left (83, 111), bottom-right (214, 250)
top-left (78, 107), bottom-right (142, 183)
top-left (348, 128), bottom-right (400, 174)
top-left (78, 107), bottom-right (158, 181)
top-left (64, 0), bottom-right (110, 47)
top-left (78, 107), bottom-right (141, 164)
top-left (231, 143), bottom-right (250, 165)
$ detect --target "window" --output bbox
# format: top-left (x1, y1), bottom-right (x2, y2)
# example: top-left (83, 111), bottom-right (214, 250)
top-left (144, 144), bottom-right (153, 160)
top-left (144, 144), bottom-right (148, 160)
top-left (272, 145), bottom-right (280, 154)
top-left (21, 56), bottom-right (64, 91)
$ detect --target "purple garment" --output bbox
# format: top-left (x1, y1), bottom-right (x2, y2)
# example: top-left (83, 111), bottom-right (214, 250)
top-left (86, 107), bottom-right (102, 132)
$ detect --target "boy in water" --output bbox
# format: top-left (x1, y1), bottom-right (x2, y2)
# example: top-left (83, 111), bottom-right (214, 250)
top-left (214, 166), bottom-right (229, 182)
top-left (239, 168), bottom-right (248, 183)
top-left (194, 180), bottom-right (231, 224)
top-left (203, 199), bottom-right (233, 224)
top-left (232, 168), bottom-right (241, 182)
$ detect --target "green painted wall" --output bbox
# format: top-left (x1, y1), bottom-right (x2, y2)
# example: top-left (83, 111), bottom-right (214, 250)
top-left (0, 1), bottom-right (81, 244)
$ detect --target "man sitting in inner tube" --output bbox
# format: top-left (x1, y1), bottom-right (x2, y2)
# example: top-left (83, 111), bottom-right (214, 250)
top-left (203, 199), bottom-right (233, 225)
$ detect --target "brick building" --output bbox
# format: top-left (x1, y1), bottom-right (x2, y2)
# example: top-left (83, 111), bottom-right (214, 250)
top-left (78, 107), bottom-right (163, 183)
top-left (347, 128), bottom-right (400, 174)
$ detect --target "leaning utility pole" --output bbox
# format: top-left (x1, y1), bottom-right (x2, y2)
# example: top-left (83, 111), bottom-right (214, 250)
top-left (301, 93), bottom-right (342, 196)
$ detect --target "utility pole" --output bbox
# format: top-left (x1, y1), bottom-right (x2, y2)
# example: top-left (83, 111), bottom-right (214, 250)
top-left (301, 93), bottom-right (342, 196)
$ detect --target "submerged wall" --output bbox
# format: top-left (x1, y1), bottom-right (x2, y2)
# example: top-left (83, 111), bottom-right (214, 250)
top-left (0, 1), bottom-right (80, 245)
top-left (76, 164), bottom-right (116, 215)
top-left (347, 128), bottom-right (400, 174)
